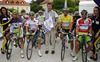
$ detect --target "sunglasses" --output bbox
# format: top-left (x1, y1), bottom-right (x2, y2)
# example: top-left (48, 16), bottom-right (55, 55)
top-left (81, 13), bottom-right (87, 15)
top-left (30, 15), bottom-right (34, 16)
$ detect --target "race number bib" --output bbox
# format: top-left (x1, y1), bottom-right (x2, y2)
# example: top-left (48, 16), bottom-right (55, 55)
top-left (62, 21), bottom-right (70, 27)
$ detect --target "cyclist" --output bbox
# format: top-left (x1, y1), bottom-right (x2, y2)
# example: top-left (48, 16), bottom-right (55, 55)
top-left (73, 10), bottom-right (93, 61)
top-left (56, 11), bottom-right (62, 42)
top-left (4, 10), bottom-right (24, 58)
top-left (72, 11), bottom-right (81, 35)
top-left (25, 11), bottom-right (42, 57)
top-left (37, 10), bottom-right (44, 30)
top-left (59, 8), bottom-right (74, 57)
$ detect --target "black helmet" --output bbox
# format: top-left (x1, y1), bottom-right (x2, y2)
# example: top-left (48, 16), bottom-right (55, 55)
top-left (81, 9), bottom-right (88, 15)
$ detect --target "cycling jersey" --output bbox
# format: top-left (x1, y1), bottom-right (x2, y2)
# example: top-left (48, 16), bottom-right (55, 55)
top-left (76, 18), bottom-right (92, 33)
top-left (9, 18), bottom-right (23, 38)
top-left (37, 15), bottom-right (44, 25)
top-left (59, 14), bottom-right (73, 30)
top-left (26, 18), bottom-right (39, 30)
top-left (73, 16), bottom-right (81, 26)
top-left (9, 18), bottom-right (22, 29)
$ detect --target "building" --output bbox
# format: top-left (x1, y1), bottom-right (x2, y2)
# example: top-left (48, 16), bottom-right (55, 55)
top-left (0, 0), bottom-right (30, 13)
top-left (40, 0), bottom-right (53, 11)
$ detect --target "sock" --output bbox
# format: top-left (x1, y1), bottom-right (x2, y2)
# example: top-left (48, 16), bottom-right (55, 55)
top-left (76, 54), bottom-right (79, 58)
top-left (38, 49), bottom-right (41, 53)
top-left (21, 50), bottom-right (23, 53)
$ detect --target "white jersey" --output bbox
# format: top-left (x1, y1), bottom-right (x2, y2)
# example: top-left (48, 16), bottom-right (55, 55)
top-left (26, 18), bottom-right (39, 30)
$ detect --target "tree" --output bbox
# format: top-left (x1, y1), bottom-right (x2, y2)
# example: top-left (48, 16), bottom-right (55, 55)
top-left (8, 8), bottom-right (15, 12)
top-left (30, 0), bottom-right (44, 5)
top-left (36, 0), bottom-right (45, 5)
top-left (21, 9), bottom-right (26, 13)
top-left (30, 1), bottom-right (44, 13)
top-left (52, 0), bottom-right (79, 13)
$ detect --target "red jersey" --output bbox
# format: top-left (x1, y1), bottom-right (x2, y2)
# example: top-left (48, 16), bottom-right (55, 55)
top-left (76, 18), bottom-right (92, 33)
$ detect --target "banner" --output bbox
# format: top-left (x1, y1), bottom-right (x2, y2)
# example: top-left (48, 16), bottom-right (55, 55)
top-left (0, 26), bottom-right (2, 38)
top-left (94, 0), bottom-right (100, 6)
top-left (43, 17), bottom-right (54, 34)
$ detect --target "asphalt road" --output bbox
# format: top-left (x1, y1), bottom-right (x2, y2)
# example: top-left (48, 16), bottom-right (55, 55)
top-left (0, 36), bottom-right (100, 62)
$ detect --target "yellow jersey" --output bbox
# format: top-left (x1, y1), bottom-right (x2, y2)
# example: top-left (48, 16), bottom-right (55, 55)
top-left (59, 14), bottom-right (73, 30)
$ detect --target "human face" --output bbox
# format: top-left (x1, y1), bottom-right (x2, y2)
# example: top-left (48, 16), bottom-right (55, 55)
top-left (29, 13), bottom-right (34, 19)
top-left (94, 8), bottom-right (99, 16)
top-left (75, 14), bottom-right (79, 16)
top-left (2, 8), bottom-right (6, 15)
top-left (63, 11), bottom-right (68, 16)
top-left (81, 12), bottom-right (87, 19)
top-left (13, 13), bottom-right (17, 18)
top-left (39, 12), bottom-right (43, 16)
top-left (47, 4), bottom-right (52, 11)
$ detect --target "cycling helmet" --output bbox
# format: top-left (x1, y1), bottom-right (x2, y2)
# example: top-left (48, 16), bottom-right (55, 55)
top-left (62, 8), bottom-right (69, 12)
top-left (74, 11), bottom-right (79, 15)
top-left (29, 11), bottom-right (35, 15)
top-left (81, 9), bottom-right (88, 15)
top-left (12, 10), bottom-right (19, 14)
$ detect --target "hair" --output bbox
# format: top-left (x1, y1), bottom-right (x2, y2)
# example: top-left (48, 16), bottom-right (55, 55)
top-left (47, 2), bottom-right (52, 6)
top-left (0, 7), bottom-right (8, 16)
top-left (94, 6), bottom-right (100, 15)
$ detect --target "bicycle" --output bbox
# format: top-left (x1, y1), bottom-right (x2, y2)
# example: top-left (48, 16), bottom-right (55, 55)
top-left (39, 25), bottom-right (45, 44)
top-left (26, 34), bottom-right (38, 60)
top-left (78, 35), bottom-right (91, 62)
top-left (61, 32), bottom-right (70, 61)
top-left (6, 33), bottom-right (21, 60)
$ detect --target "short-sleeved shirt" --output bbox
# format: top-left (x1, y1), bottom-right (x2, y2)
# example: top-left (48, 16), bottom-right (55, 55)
top-left (44, 10), bottom-right (58, 26)
top-left (9, 18), bottom-right (22, 29)
top-left (26, 18), bottom-right (39, 30)
top-left (76, 18), bottom-right (92, 33)
top-left (37, 15), bottom-right (44, 25)
top-left (73, 16), bottom-right (81, 26)
top-left (59, 14), bottom-right (73, 30)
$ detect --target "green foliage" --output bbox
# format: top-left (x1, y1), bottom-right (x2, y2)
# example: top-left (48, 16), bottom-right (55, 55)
top-left (52, 0), bottom-right (79, 13)
top-left (36, 0), bottom-right (45, 5)
top-left (21, 9), bottom-right (26, 13)
top-left (8, 8), bottom-right (15, 12)
top-left (30, 1), bottom-right (44, 13)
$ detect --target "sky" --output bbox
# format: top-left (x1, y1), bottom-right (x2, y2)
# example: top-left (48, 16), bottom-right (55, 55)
top-left (25, 0), bottom-right (37, 3)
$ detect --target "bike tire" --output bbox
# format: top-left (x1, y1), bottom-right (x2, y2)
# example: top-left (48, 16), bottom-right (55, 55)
top-left (26, 39), bottom-right (33, 60)
top-left (61, 38), bottom-right (65, 61)
top-left (40, 32), bottom-right (45, 45)
top-left (82, 42), bottom-right (87, 62)
top-left (6, 40), bottom-right (13, 60)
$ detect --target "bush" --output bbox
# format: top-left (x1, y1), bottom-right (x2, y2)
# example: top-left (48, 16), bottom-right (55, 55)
top-left (21, 9), bottom-right (26, 13)
top-left (8, 8), bottom-right (15, 12)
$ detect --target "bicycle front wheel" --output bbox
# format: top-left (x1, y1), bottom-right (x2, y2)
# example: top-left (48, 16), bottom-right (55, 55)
top-left (6, 40), bottom-right (13, 60)
top-left (82, 42), bottom-right (87, 62)
top-left (26, 39), bottom-right (33, 60)
top-left (61, 38), bottom-right (65, 61)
